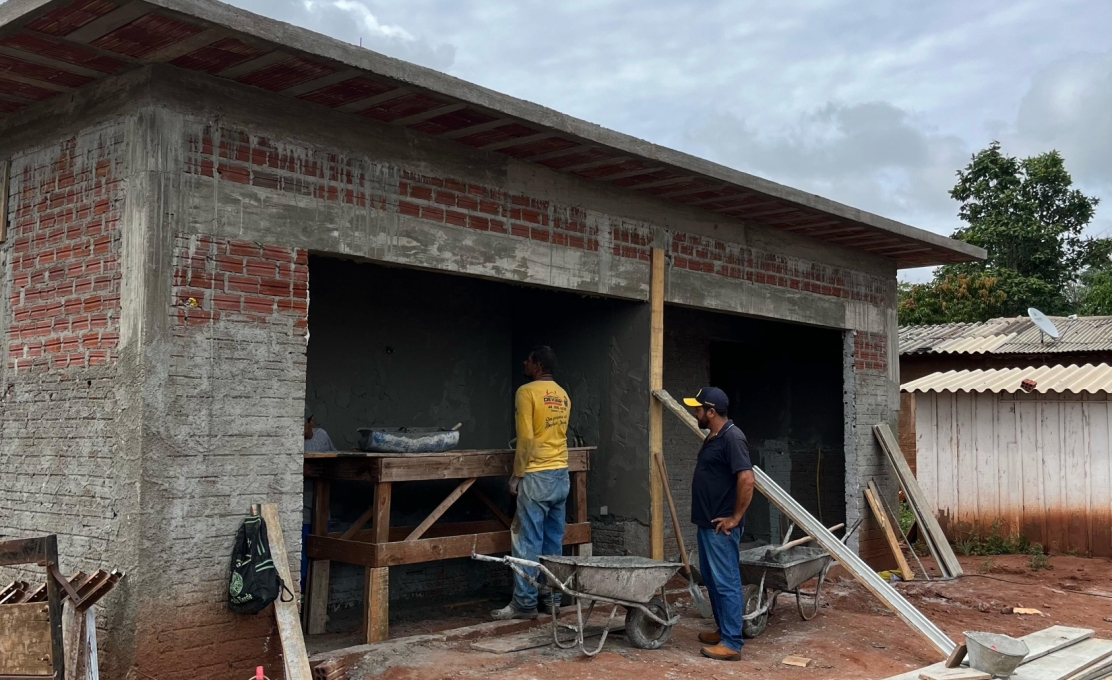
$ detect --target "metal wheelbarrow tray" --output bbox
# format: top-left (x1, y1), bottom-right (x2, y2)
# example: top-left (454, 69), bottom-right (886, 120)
top-left (738, 545), bottom-right (830, 592)
top-left (734, 518), bottom-right (863, 638)
top-left (473, 553), bottom-right (682, 656)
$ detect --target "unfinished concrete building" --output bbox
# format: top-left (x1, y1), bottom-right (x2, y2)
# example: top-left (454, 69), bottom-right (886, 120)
top-left (0, 0), bottom-right (983, 676)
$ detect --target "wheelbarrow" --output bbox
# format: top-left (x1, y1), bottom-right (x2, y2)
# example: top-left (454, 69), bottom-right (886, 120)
top-left (737, 519), bottom-right (861, 638)
top-left (473, 553), bottom-right (682, 656)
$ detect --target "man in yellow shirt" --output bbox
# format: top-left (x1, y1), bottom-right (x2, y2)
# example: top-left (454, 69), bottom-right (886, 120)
top-left (491, 345), bottom-right (571, 620)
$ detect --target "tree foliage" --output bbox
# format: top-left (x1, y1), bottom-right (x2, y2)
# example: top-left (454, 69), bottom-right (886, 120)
top-left (898, 142), bottom-right (1104, 324)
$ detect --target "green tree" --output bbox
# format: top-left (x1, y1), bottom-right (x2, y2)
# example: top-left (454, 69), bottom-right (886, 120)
top-left (898, 143), bottom-right (1103, 324)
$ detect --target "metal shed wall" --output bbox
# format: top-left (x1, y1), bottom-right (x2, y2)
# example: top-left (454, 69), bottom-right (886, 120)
top-left (913, 391), bottom-right (1112, 557)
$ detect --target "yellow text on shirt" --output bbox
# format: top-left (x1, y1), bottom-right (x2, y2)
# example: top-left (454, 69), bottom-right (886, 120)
top-left (513, 380), bottom-right (570, 477)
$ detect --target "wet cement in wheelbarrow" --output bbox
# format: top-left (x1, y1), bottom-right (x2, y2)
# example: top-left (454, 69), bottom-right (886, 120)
top-left (349, 555), bottom-right (1112, 680)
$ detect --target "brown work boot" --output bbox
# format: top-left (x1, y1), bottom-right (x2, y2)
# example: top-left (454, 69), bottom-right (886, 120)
top-left (698, 630), bottom-right (721, 645)
top-left (700, 643), bottom-right (741, 661)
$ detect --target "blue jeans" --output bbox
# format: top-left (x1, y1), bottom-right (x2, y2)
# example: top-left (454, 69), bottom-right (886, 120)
top-left (697, 526), bottom-right (744, 651)
top-left (511, 468), bottom-right (570, 611)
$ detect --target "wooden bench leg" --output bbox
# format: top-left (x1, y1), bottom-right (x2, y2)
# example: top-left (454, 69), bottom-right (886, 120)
top-left (362, 481), bottom-right (391, 643)
top-left (306, 478), bottom-right (331, 635)
top-left (363, 567), bottom-right (389, 643)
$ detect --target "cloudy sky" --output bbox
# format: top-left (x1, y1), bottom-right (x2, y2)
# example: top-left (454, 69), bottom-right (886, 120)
top-left (228, 0), bottom-right (1112, 281)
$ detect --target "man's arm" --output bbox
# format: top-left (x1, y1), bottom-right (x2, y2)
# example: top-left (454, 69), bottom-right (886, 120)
top-left (712, 470), bottom-right (754, 535)
top-left (512, 388), bottom-right (535, 480)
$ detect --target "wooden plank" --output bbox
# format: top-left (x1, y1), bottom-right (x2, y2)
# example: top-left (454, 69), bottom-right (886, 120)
top-left (305, 449), bottom-right (591, 481)
top-left (649, 246), bottom-right (665, 561)
top-left (363, 483), bottom-right (392, 645)
top-left (945, 643), bottom-right (967, 668)
top-left (571, 471), bottom-right (588, 524)
top-left (339, 505), bottom-right (377, 541)
top-left (0, 159), bottom-right (9, 244)
top-left (658, 392), bottom-right (954, 657)
top-left (470, 487), bottom-right (512, 529)
top-left (405, 478), bottom-right (476, 541)
top-left (304, 447), bottom-right (595, 460)
top-left (0, 602), bottom-right (52, 676)
top-left (306, 478), bottom-right (331, 635)
top-left (378, 524), bottom-right (592, 567)
top-left (372, 483), bottom-right (391, 544)
top-left (865, 480), bottom-right (914, 580)
top-left (363, 568), bottom-right (389, 644)
top-left (305, 562), bottom-right (330, 636)
top-left (336, 520), bottom-right (508, 543)
top-left (302, 523), bottom-right (595, 567)
top-left (874, 424), bottom-right (963, 577)
top-left (257, 504), bottom-right (313, 680)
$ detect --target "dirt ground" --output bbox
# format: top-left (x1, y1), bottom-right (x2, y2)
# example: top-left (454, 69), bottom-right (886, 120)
top-left (343, 554), bottom-right (1112, 680)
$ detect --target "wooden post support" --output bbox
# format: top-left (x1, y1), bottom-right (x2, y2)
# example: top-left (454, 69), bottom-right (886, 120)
top-left (0, 159), bottom-right (10, 244)
top-left (864, 480), bottom-right (914, 581)
top-left (649, 246), bottom-right (665, 560)
top-left (258, 504), bottom-right (313, 680)
top-left (363, 482), bottom-right (392, 643)
top-left (305, 479), bottom-right (331, 635)
top-left (571, 470), bottom-right (592, 556)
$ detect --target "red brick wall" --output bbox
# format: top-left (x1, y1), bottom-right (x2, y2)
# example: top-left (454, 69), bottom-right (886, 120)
top-left (171, 233), bottom-right (308, 330)
top-left (854, 331), bottom-right (889, 372)
top-left (6, 134), bottom-right (123, 370)
top-left (183, 125), bottom-right (890, 308)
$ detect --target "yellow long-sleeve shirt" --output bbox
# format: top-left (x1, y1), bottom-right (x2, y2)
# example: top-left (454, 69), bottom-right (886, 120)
top-left (513, 380), bottom-right (570, 477)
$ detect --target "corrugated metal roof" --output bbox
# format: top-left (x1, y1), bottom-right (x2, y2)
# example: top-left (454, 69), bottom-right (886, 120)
top-left (902, 363), bottom-right (1112, 394)
top-left (900, 316), bottom-right (1112, 355)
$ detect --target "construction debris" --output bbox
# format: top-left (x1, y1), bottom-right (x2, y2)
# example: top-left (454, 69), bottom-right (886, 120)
top-left (865, 479), bottom-right (915, 580)
top-left (782, 655), bottom-right (812, 667)
top-left (874, 424), bottom-right (963, 578)
top-left (654, 389), bottom-right (956, 658)
top-left (883, 625), bottom-right (1112, 680)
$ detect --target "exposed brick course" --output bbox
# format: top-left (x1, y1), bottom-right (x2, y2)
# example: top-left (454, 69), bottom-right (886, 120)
top-left (6, 132), bottom-right (124, 370)
top-left (182, 125), bottom-right (890, 309)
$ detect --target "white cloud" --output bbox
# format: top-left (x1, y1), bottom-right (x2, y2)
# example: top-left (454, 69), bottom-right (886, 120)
top-left (332, 1), bottom-right (415, 42)
top-left (220, 0), bottom-right (1112, 283)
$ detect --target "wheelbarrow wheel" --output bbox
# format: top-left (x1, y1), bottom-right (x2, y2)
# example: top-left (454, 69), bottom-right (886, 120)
top-left (742, 584), bottom-right (769, 638)
top-left (625, 596), bottom-right (673, 650)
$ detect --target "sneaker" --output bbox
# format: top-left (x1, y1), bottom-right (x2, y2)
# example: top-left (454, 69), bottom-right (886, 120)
top-left (538, 598), bottom-right (562, 614)
top-left (698, 630), bottom-right (721, 645)
top-left (490, 603), bottom-right (538, 621)
top-left (700, 643), bottom-right (741, 661)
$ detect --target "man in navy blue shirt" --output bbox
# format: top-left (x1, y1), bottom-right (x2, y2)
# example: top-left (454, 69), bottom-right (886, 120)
top-left (684, 387), bottom-right (754, 661)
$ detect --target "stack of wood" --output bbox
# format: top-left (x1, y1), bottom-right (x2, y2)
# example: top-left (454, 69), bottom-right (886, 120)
top-left (883, 625), bottom-right (1112, 680)
top-left (0, 569), bottom-right (123, 611)
top-left (874, 423), bottom-right (964, 578)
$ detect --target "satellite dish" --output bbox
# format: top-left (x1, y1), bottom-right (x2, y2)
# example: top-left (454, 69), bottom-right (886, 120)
top-left (1028, 307), bottom-right (1060, 342)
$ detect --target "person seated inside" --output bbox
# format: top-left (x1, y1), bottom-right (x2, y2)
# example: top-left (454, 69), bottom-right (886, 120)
top-left (304, 408), bottom-right (336, 452)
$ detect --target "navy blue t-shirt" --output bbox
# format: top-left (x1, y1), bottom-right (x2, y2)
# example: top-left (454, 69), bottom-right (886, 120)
top-left (690, 421), bottom-right (753, 529)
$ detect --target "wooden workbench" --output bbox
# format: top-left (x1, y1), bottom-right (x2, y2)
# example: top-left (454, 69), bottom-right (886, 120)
top-left (302, 448), bottom-right (593, 642)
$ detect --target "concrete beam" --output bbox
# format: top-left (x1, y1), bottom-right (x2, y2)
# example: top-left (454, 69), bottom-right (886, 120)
top-left (117, 0), bottom-right (981, 264)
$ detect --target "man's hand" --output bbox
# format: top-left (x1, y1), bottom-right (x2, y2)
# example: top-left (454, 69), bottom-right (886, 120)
top-left (508, 476), bottom-right (521, 496)
top-left (712, 515), bottom-right (741, 535)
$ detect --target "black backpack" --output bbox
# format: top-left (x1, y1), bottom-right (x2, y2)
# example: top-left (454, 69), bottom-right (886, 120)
top-left (228, 515), bottom-right (293, 614)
